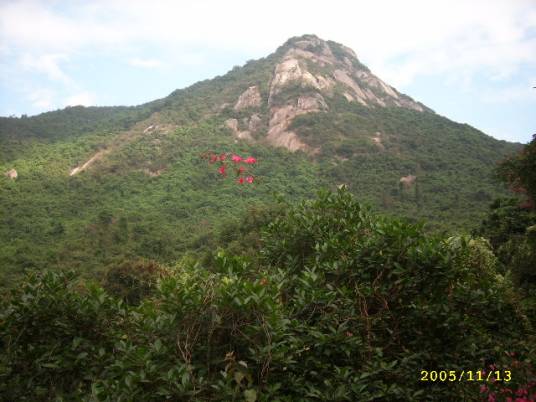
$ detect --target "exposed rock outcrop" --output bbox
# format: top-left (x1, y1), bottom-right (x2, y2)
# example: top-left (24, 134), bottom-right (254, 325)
top-left (297, 93), bottom-right (328, 111)
top-left (268, 56), bottom-right (335, 104)
top-left (224, 118), bottom-right (238, 131)
top-left (222, 35), bottom-right (428, 153)
top-left (331, 68), bottom-right (424, 110)
top-left (224, 118), bottom-right (253, 140)
top-left (360, 72), bottom-right (399, 98)
top-left (234, 86), bottom-right (262, 111)
top-left (269, 58), bottom-right (317, 99)
top-left (353, 70), bottom-right (424, 111)
top-left (340, 44), bottom-right (358, 59)
top-left (218, 103), bottom-right (230, 112)
top-left (143, 125), bottom-right (156, 134)
top-left (397, 98), bottom-right (424, 112)
top-left (266, 93), bottom-right (328, 152)
top-left (268, 36), bottom-right (425, 112)
top-left (343, 92), bottom-right (354, 102)
top-left (372, 132), bottom-right (385, 151)
top-left (333, 69), bottom-right (368, 105)
top-left (143, 168), bottom-right (164, 177)
top-left (284, 44), bottom-right (336, 67)
top-left (5, 169), bottom-right (17, 180)
top-left (248, 114), bottom-right (262, 132)
top-left (400, 175), bottom-right (417, 188)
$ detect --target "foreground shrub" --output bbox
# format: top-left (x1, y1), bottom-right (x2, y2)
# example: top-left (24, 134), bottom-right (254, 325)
top-left (0, 189), bottom-right (533, 401)
top-left (260, 189), bottom-right (534, 400)
top-left (0, 271), bottom-right (125, 400)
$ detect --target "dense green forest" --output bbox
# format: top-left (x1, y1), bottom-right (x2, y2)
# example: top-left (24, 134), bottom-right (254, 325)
top-left (0, 106), bottom-right (519, 287)
top-left (1, 184), bottom-right (535, 401)
top-left (1, 135), bottom-right (535, 400)
top-left (0, 119), bottom-right (323, 286)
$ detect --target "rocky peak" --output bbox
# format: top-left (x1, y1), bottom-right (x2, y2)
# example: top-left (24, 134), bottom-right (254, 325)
top-left (271, 35), bottom-right (425, 112)
top-left (224, 34), bottom-right (428, 153)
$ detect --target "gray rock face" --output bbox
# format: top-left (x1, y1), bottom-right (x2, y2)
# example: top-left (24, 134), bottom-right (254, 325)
top-left (222, 35), bottom-right (428, 153)
top-left (268, 36), bottom-right (424, 112)
top-left (224, 118), bottom-right (253, 140)
top-left (234, 86), bottom-right (262, 111)
top-left (266, 93), bottom-right (328, 152)
top-left (372, 132), bottom-right (385, 151)
top-left (248, 114), bottom-right (262, 132)
top-left (265, 37), bottom-right (426, 152)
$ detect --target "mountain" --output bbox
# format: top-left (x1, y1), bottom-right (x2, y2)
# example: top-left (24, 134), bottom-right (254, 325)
top-left (0, 34), bottom-right (520, 286)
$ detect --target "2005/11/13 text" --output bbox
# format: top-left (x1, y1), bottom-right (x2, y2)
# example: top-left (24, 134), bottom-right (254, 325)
top-left (420, 370), bottom-right (511, 382)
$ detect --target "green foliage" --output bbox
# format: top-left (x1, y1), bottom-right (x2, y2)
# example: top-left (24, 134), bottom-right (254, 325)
top-left (0, 121), bottom-right (321, 286)
top-left (0, 271), bottom-right (124, 400)
top-left (1, 190), bottom-right (533, 401)
top-left (476, 198), bottom-right (536, 267)
top-left (0, 105), bottom-right (154, 141)
top-left (510, 226), bottom-right (536, 290)
top-left (291, 100), bottom-right (519, 232)
top-left (261, 189), bottom-right (533, 400)
top-left (191, 202), bottom-right (286, 268)
top-left (0, 34), bottom-right (532, 399)
top-left (477, 132), bottom-right (536, 321)
top-left (102, 259), bottom-right (167, 305)
top-left (497, 134), bottom-right (536, 207)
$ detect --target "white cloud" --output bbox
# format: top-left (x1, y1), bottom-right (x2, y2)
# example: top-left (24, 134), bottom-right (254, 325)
top-left (482, 82), bottom-right (536, 104)
top-left (63, 91), bottom-right (96, 107)
top-left (173, 53), bottom-right (206, 67)
top-left (20, 53), bottom-right (71, 83)
top-left (3, 0), bottom-right (535, 81)
top-left (27, 88), bottom-right (55, 109)
top-left (23, 88), bottom-right (95, 111)
top-left (0, 1), bottom-right (128, 51)
top-left (128, 57), bottom-right (163, 69)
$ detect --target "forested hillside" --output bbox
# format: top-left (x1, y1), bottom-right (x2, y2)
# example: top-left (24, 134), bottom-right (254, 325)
top-left (0, 35), bottom-right (521, 286)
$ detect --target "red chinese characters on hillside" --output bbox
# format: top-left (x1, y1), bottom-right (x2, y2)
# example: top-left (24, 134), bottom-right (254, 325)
top-left (202, 152), bottom-right (257, 184)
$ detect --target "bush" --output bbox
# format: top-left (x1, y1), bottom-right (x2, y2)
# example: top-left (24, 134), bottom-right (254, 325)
top-left (476, 198), bottom-right (536, 326)
top-left (102, 259), bottom-right (167, 305)
top-left (0, 271), bottom-right (124, 400)
top-left (261, 188), bottom-right (534, 400)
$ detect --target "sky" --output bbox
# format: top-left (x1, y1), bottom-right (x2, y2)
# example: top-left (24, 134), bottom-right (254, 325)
top-left (0, 0), bottom-right (535, 143)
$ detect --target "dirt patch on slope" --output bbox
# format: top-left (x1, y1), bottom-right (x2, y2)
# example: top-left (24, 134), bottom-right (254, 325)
top-left (69, 113), bottom-right (177, 176)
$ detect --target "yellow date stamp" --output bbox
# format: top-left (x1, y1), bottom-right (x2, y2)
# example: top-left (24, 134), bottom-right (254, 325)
top-left (420, 370), bottom-right (511, 382)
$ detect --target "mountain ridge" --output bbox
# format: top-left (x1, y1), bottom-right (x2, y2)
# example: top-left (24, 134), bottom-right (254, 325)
top-left (0, 34), bottom-right (515, 150)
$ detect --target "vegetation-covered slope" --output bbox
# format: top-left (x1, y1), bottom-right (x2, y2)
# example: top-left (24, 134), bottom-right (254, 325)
top-left (0, 34), bottom-right (521, 285)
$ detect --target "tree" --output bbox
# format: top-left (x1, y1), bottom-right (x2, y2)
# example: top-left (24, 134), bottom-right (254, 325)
top-left (102, 259), bottom-right (165, 305)
top-left (497, 134), bottom-right (536, 209)
top-left (477, 134), bottom-right (536, 323)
